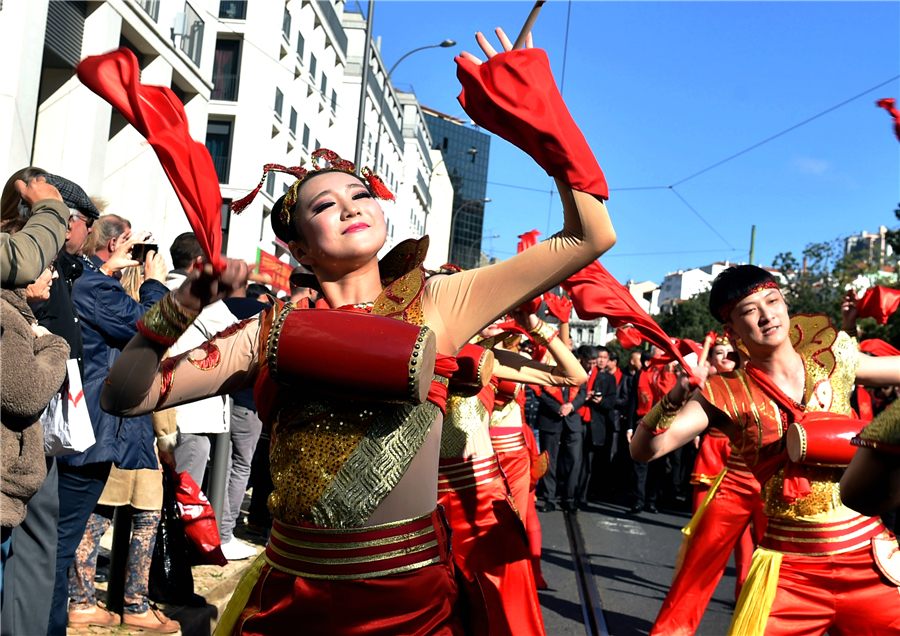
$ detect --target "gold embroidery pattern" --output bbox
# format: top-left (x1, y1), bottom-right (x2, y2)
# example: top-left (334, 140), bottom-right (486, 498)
top-left (441, 395), bottom-right (489, 458)
top-left (262, 553), bottom-right (442, 581)
top-left (312, 401), bottom-right (440, 527)
top-left (762, 465), bottom-right (844, 520)
top-left (857, 404), bottom-right (900, 446)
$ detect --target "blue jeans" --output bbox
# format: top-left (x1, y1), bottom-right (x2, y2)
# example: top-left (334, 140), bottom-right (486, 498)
top-left (47, 462), bottom-right (111, 636)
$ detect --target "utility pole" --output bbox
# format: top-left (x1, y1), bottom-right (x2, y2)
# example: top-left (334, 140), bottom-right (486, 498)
top-left (749, 225), bottom-right (756, 265)
top-left (353, 0), bottom-right (375, 171)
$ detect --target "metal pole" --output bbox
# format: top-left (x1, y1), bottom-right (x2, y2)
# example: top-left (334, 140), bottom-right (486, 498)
top-left (106, 506), bottom-right (134, 615)
top-left (749, 224), bottom-right (756, 265)
top-left (208, 396), bottom-right (232, 524)
top-left (353, 0), bottom-right (376, 171)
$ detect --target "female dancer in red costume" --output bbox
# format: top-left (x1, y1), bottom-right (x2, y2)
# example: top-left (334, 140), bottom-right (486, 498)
top-left (649, 337), bottom-right (766, 636)
top-left (437, 311), bottom-right (585, 636)
top-left (101, 28), bottom-right (615, 636)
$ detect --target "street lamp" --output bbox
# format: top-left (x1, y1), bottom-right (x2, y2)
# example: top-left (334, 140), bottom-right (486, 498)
top-left (371, 39), bottom-right (455, 171)
top-left (449, 198), bottom-right (491, 267)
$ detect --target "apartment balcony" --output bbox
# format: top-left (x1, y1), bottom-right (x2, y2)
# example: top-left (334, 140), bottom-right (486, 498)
top-left (211, 74), bottom-right (239, 101)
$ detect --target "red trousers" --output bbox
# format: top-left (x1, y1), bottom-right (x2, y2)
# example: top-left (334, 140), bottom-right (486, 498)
top-left (651, 470), bottom-right (766, 636)
top-left (495, 446), bottom-right (532, 527)
top-left (438, 458), bottom-right (545, 636)
top-left (762, 546), bottom-right (900, 636)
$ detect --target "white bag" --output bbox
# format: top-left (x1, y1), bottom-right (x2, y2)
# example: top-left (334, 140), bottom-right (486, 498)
top-left (42, 359), bottom-right (96, 456)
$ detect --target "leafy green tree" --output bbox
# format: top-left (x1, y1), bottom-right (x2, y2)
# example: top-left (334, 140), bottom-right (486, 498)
top-left (653, 290), bottom-right (722, 342)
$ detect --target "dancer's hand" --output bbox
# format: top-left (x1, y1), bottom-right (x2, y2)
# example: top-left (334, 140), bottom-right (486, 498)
top-left (841, 288), bottom-right (859, 332)
top-left (175, 257), bottom-right (249, 312)
top-left (459, 27), bottom-right (533, 65)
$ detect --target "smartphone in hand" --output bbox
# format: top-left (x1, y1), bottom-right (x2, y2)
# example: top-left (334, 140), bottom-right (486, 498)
top-left (131, 243), bottom-right (158, 263)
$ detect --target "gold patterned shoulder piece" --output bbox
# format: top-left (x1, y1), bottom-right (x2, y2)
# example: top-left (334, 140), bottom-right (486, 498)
top-left (378, 236), bottom-right (430, 286)
top-left (441, 394), bottom-right (489, 457)
top-left (373, 266), bottom-right (426, 325)
top-left (490, 398), bottom-right (520, 428)
top-left (789, 314), bottom-right (858, 414)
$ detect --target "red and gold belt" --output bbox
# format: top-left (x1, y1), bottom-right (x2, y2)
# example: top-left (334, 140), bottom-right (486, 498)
top-left (264, 508), bottom-right (448, 580)
top-left (761, 514), bottom-right (885, 556)
top-left (437, 455), bottom-right (502, 492)
top-left (725, 452), bottom-right (755, 477)
top-left (490, 430), bottom-right (527, 453)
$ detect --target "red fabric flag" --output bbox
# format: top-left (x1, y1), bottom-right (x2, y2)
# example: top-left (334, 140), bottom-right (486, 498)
top-left (543, 292), bottom-right (573, 323)
top-left (876, 98), bottom-right (900, 143)
top-left (456, 49), bottom-right (608, 201)
top-left (616, 326), bottom-right (643, 349)
top-left (860, 338), bottom-right (900, 358)
top-left (560, 261), bottom-right (690, 372)
top-left (76, 48), bottom-right (223, 270)
top-left (856, 286), bottom-right (900, 325)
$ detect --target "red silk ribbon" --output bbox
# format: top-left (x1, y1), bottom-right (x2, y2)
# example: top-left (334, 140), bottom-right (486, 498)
top-left (456, 49), bottom-right (608, 200)
top-left (76, 48), bottom-right (224, 271)
top-left (856, 286), bottom-right (900, 325)
top-left (876, 98), bottom-right (900, 143)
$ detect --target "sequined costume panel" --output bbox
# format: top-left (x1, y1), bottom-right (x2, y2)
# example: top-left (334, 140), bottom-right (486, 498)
top-left (441, 395), bottom-right (490, 458)
top-left (261, 264), bottom-right (443, 528)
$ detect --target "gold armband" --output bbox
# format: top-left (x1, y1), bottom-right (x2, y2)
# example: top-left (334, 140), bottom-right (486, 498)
top-left (852, 402), bottom-right (900, 455)
top-left (137, 292), bottom-right (199, 347)
top-left (528, 320), bottom-right (558, 346)
top-left (639, 401), bottom-right (679, 436)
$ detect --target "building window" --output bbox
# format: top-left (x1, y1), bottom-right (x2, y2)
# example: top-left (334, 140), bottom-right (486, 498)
top-left (296, 31), bottom-right (305, 59)
top-left (261, 207), bottom-right (271, 241)
top-left (274, 87), bottom-right (283, 118)
top-left (179, 2), bottom-right (204, 67)
top-left (289, 107), bottom-right (297, 135)
top-left (330, 89), bottom-right (337, 113)
top-left (302, 124), bottom-right (310, 149)
top-left (266, 171), bottom-right (275, 196)
top-left (320, 74), bottom-right (327, 96)
top-left (205, 120), bottom-right (233, 184)
top-left (218, 0), bottom-right (246, 19)
top-left (221, 199), bottom-right (232, 253)
top-left (309, 54), bottom-right (317, 81)
top-left (137, 0), bottom-right (160, 21)
top-left (442, 137), bottom-right (448, 150)
top-left (314, 138), bottom-right (320, 152)
top-left (282, 7), bottom-right (291, 39)
top-left (211, 38), bottom-right (240, 101)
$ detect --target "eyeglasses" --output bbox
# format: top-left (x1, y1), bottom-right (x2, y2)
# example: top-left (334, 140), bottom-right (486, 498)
top-left (69, 209), bottom-right (95, 229)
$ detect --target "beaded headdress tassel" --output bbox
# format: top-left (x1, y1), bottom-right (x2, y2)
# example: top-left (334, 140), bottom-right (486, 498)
top-left (230, 149), bottom-right (395, 227)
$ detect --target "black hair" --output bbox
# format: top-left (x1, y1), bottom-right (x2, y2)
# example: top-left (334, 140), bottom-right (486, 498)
top-left (576, 345), bottom-right (600, 360)
top-left (608, 350), bottom-right (619, 361)
top-left (271, 170), bottom-right (373, 244)
top-left (246, 283), bottom-right (270, 301)
top-left (170, 232), bottom-right (203, 270)
top-left (595, 345), bottom-right (610, 356)
top-left (640, 350), bottom-right (653, 365)
top-left (708, 265), bottom-right (779, 324)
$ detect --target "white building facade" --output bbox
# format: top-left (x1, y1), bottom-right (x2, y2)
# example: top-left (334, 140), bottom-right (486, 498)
top-left (2, 0), bottom-right (453, 283)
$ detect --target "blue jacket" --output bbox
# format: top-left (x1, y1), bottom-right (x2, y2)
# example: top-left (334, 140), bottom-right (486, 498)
top-left (60, 256), bottom-right (168, 469)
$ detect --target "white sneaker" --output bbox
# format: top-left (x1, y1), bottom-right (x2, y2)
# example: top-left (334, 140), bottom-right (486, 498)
top-left (220, 538), bottom-right (258, 561)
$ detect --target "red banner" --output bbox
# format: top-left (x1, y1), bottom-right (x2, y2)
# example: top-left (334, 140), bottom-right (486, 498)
top-left (257, 249), bottom-right (293, 294)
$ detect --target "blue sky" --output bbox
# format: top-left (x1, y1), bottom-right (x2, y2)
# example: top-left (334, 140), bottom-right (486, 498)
top-left (368, 1), bottom-right (899, 284)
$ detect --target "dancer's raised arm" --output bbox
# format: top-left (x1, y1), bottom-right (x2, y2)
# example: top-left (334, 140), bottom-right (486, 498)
top-left (425, 28), bottom-right (615, 352)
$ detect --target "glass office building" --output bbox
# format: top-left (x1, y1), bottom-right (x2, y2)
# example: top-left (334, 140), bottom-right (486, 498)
top-left (423, 107), bottom-right (490, 269)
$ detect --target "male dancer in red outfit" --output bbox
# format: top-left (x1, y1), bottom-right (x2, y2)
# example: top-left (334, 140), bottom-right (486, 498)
top-left (632, 265), bottom-right (900, 636)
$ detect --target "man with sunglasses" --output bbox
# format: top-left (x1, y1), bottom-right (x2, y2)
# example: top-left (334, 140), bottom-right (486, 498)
top-left (1, 173), bottom-right (98, 636)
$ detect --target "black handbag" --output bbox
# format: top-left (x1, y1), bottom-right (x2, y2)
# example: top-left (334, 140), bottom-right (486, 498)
top-left (148, 466), bottom-right (195, 604)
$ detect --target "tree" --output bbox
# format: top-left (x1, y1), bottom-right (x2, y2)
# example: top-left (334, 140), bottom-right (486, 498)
top-left (653, 290), bottom-right (723, 342)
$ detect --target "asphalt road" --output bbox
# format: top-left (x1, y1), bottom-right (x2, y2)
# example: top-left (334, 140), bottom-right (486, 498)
top-left (538, 501), bottom-right (737, 636)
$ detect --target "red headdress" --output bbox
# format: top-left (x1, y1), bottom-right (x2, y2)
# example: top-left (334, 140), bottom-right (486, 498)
top-left (230, 149), bottom-right (395, 228)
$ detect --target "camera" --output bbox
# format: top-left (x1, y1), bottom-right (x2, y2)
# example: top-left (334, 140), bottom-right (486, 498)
top-left (131, 243), bottom-right (158, 263)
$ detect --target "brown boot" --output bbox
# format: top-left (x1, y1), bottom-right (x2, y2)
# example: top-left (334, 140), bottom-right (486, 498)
top-left (122, 606), bottom-right (181, 633)
top-left (67, 604), bottom-right (121, 627)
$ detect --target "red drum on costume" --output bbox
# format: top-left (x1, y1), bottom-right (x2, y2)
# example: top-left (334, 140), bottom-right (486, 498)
top-left (268, 308), bottom-right (437, 404)
top-left (449, 344), bottom-right (494, 397)
top-left (493, 379), bottom-right (520, 407)
top-left (786, 413), bottom-right (865, 466)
